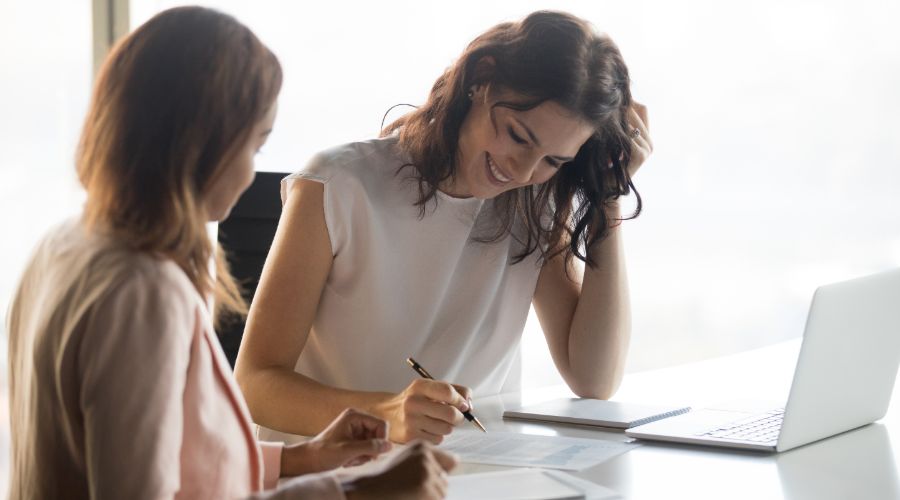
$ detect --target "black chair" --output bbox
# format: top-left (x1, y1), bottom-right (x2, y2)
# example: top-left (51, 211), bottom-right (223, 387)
top-left (217, 171), bottom-right (288, 368)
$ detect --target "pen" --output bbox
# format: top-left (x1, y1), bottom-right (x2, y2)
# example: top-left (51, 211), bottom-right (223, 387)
top-left (406, 357), bottom-right (487, 433)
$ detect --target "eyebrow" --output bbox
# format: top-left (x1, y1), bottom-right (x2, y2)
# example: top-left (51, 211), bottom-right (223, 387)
top-left (511, 117), bottom-right (575, 163)
top-left (260, 128), bottom-right (273, 137)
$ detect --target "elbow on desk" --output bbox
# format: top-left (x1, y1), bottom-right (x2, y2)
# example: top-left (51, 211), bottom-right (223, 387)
top-left (567, 377), bottom-right (622, 401)
top-left (562, 357), bottom-right (626, 400)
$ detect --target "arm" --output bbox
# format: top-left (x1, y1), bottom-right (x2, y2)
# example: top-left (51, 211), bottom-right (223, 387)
top-left (532, 211), bottom-right (631, 399)
top-left (79, 268), bottom-right (193, 499)
top-left (255, 442), bottom-right (457, 500)
top-left (532, 103), bottom-right (652, 399)
top-left (255, 410), bottom-right (456, 500)
top-left (234, 180), bottom-right (469, 443)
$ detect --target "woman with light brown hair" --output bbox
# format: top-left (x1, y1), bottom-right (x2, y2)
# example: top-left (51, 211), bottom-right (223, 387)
top-left (6, 6), bottom-right (453, 499)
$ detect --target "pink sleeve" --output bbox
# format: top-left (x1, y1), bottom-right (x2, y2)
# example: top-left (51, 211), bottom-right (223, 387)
top-left (78, 267), bottom-right (196, 500)
top-left (258, 442), bottom-right (284, 489)
top-left (254, 442), bottom-right (346, 499)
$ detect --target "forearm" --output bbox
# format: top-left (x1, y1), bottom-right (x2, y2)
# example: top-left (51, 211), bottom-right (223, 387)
top-left (566, 223), bottom-right (631, 399)
top-left (239, 365), bottom-right (393, 436)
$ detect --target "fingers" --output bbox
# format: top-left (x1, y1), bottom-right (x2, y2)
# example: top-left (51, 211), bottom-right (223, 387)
top-left (452, 383), bottom-right (474, 410)
top-left (418, 396), bottom-right (464, 425)
top-left (632, 101), bottom-right (649, 128)
top-left (622, 101), bottom-right (653, 177)
top-left (401, 402), bottom-right (458, 444)
top-left (418, 420), bottom-right (454, 445)
top-left (338, 437), bottom-right (393, 464)
top-left (403, 442), bottom-right (455, 475)
top-left (424, 455), bottom-right (449, 500)
top-left (429, 447), bottom-right (459, 472)
top-left (330, 408), bottom-right (389, 441)
top-left (417, 443), bottom-right (454, 500)
top-left (410, 378), bottom-right (471, 413)
top-left (347, 441), bottom-right (450, 499)
top-left (627, 102), bottom-right (653, 152)
top-left (385, 380), bottom-right (475, 443)
top-left (347, 409), bottom-right (390, 440)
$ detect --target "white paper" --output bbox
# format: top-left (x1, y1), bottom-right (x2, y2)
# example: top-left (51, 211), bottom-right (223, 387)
top-left (543, 470), bottom-right (622, 500)
top-left (440, 431), bottom-right (637, 470)
top-left (447, 468), bottom-right (621, 500)
top-left (447, 469), bottom-right (583, 500)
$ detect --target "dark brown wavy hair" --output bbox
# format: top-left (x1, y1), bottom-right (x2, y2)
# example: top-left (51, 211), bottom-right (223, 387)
top-left (76, 6), bottom-right (282, 324)
top-left (383, 11), bottom-right (639, 268)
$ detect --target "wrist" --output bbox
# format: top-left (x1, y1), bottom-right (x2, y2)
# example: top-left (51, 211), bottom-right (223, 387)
top-left (367, 392), bottom-right (403, 442)
top-left (605, 201), bottom-right (622, 224)
top-left (281, 442), bottom-right (314, 477)
top-left (365, 391), bottom-right (397, 421)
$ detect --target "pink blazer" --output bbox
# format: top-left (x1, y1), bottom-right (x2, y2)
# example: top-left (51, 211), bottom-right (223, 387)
top-left (6, 219), bottom-right (344, 499)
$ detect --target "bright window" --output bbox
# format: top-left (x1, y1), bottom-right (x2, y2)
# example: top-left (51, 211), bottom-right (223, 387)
top-left (1, 0), bottom-right (897, 484)
top-left (121, 0), bottom-right (900, 388)
top-left (0, 0), bottom-right (93, 487)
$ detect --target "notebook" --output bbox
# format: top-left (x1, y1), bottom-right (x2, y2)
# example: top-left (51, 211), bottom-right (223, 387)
top-left (503, 398), bottom-right (691, 429)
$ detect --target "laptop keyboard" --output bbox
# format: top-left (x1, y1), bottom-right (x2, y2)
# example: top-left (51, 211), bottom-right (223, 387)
top-left (697, 408), bottom-right (784, 444)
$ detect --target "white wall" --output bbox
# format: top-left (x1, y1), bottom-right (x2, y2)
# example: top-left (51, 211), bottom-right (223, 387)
top-left (2, 0), bottom-right (898, 407)
top-left (130, 0), bottom-right (900, 387)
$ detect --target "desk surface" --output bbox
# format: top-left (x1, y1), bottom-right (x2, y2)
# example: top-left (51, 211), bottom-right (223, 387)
top-left (462, 339), bottom-right (900, 500)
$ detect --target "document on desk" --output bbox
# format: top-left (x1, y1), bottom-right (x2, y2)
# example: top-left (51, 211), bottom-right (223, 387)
top-left (440, 431), bottom-right (637, 470)
top-left (447, 468), bottom-right (620, 500)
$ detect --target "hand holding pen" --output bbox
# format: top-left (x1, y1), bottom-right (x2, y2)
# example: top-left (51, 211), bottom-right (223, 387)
top-left (371, 357), bottom-right (483, 443)
top-left (407, 357), bottom-right (486, 433)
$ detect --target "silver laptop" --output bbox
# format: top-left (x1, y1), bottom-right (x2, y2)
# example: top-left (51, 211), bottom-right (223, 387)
top-left (626, 268), bottom-right (900, 452)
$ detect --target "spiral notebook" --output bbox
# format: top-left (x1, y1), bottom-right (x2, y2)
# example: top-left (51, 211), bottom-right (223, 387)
top-left (503, 398), bottom-right (691, 429)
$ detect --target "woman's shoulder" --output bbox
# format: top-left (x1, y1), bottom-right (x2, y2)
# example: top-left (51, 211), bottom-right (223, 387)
top-left (12, 217), bottom-right (205, 357)
top-left (288, 135), bottom-right (405, 185)
top-left (116, 253), bottom-right (199, 303)
top-left (59, 218), bottom-right (205, 316)
top-left (82, 250), bottom-right (205, 353)
top-left (22, 217), bottom-right (191, 298)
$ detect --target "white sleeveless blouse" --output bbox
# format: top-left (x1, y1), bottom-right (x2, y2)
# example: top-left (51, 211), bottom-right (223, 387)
top-left (275, 136), bottom-right (542, 417)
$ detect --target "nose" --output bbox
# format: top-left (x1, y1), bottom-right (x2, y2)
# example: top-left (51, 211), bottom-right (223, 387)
top-left (509, 150), bottom-right (542, 184)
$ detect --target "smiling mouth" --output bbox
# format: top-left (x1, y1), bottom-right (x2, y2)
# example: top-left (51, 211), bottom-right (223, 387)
top-left (485, 153), bottom-right (512, 185)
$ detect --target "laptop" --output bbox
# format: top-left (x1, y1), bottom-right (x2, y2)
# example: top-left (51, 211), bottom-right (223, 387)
top-left (625, 268), bottom-right (900, 452)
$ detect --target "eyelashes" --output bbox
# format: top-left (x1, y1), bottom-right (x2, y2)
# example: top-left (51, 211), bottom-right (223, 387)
top-left (507, 126), bottom-right (528, 145)
top-left (506, 126), bottom-right (561, 169)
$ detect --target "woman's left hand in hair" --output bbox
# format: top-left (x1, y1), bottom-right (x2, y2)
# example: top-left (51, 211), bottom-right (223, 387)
top-left (280, 408), bottom-right (393, 476)
top-left (625, 101), bottom-right (653, 177)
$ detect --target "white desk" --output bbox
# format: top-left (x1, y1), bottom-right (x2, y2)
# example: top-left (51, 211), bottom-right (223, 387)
top-left (460, 340), bottom-right (900, 500)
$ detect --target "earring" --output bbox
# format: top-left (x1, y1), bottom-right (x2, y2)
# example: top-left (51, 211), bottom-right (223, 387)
top-left (467, 85), bottom-right (477, 100)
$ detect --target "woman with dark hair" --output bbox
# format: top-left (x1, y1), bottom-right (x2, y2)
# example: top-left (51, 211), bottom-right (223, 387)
top-left (235, 11), bottom-right (653, 444)
top-left (6, 6), bottom-right (454, 499)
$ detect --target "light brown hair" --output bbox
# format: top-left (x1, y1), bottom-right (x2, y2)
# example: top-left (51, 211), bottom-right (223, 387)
top-left (76, 6), bottom-right (282, 323)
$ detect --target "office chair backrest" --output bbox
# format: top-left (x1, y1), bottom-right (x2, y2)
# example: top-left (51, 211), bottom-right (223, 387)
top-left (217, 171), bottom-right (287, 367)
